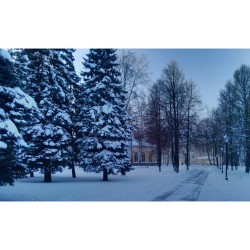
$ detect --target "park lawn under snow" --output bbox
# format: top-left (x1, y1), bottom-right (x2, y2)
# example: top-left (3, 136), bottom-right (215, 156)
top-left (0, 164), bottom-right (250, 201)
top-left (198, 165), bottom-right (250, 201)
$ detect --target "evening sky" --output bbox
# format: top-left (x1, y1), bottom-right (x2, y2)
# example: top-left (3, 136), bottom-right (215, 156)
top-left (74, 49), bottom-right (250, 109)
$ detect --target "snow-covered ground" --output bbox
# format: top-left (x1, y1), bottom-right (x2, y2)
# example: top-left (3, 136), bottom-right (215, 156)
top-left (2, 165), bottom-right (250, 250)
top-left (1, 164), bottom-right (250, 201)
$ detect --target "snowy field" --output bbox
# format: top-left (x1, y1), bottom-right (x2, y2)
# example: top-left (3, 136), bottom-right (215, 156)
top-left (1, 164), bottom-right (250, 201)
top-left (2, 165), bottom-right (250, 250)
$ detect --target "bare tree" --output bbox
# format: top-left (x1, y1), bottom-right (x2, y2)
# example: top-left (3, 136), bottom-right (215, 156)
top-left (194, 116), bottom-right (214, 165)
top-left (161, 60), bottom-right (187, 173)
top-left (145, 81), bottom-right (167, 172)
top-left (117, 50), bottom-right (150, 113)
top-left (117, 50), bottom-right (150, 168)
top-left (184, 80), bottom-right (202, 170)
top-left (132, 93), bottom-right (148, 166)
top-left (215, 67), bottom-right (250, 172)
top-left (218, 80), bottom-right (241, 170)
top-left (232, 65), bottom-right (250, 173)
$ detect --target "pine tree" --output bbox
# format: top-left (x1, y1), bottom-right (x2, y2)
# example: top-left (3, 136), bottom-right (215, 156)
top-left (51, 49), bottom-right (81, 178)
top-left (10, 49), bottom-right (31, 90)
top-left (0, 49), bottom-right (37, 186)
top-left (0, 109), bottom-right (24, 186)
top-left (10, 49), bottom-right (36, 177)
top-left (22, 49), bottom-right (77, 182)
top-left (77, 49), bottom-right (132, 181)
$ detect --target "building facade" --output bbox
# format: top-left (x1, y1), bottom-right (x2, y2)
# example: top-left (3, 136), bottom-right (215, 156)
top-left (131, 140), bottom-right (213, 167)
top-left (131, 140), bottom-right (169, 166)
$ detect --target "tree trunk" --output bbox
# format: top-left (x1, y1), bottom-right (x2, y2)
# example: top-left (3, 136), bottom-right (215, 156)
top-left (174, 152), bottom-right (179, 173)
top-left (214, 142), bottom-right (219, 167)
top-left (186, 132), bottom-right (190, 171)
top-left (157, 149), bottom-right (162, 172)
top-left (171, 139), bottom-right (175, 171)
top-left (229, 146), bottom-right (232, 171)
top-left (235, 150), bottom-right (239, 170)
top-left (103, 168), bottom-right (108, 181)
top-left (245, 149), bottom-right (250, 173)
top-left (206, 145), bottom-right (212, 165)
top-left (44, 170), bottom-right (52, 183)
top-left (158, 156), bottom-right (162, 172)
top-left (71, 164), bottom-right (76, 178)
top-left (121, 168), bottom-right (126, 175)
top-left (186, 109), bottom-right (190, 171)
top-left (174, 128), bottom-right (179, 173)
top-left (157, 134), bottom-right (162, 172)
top-left (30, 171), bottom-right (34, 177)
top-left (245, 130), bottom-right (250, 173)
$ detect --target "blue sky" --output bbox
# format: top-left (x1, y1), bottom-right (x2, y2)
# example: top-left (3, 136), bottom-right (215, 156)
top-left (74, 49), bottom-right (250, 109)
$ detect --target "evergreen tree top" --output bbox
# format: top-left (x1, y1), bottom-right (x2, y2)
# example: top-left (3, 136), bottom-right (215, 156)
top-left (0, 50), bottom-right (16, 88)
top-left (76, 48), bottom-right (132, 175)
top-left (81, 49), bottom-right (120, 83)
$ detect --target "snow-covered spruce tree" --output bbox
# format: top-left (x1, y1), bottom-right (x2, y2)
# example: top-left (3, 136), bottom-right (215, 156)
top-left (22, 49), bottom-right (76, 182)
top-left (10, 49), bottom-right (37, 177)
top-left (10, 49), bottom-right (31, 91)
top-left (0, 50), bottom-right (37, 186)
top-left (77, 49), bottom-right (132, 181)
top-left (51, 49), bottom-right (81, 178)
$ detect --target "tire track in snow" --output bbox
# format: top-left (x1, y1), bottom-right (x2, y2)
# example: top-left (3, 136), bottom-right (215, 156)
top-left (153, 169), bottom-right (209, 201)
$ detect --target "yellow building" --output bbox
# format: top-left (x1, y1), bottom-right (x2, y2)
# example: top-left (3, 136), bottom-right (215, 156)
top-left (131, 140), bottom-right (212, 167)
top-left (131, 140), bottom-right (169, 166)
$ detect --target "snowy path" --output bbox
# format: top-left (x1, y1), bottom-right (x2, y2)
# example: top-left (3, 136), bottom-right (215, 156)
top-left (153, 168), bottom-right (209, 201)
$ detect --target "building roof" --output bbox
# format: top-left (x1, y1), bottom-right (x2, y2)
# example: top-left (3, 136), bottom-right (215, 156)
top-left (132, 139), bottom-right (155, 147)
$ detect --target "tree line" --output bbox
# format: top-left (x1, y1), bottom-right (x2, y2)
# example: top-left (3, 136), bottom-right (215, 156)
top-left (0, 49), bottom-right (132, 185)
top-left (139, 61), bottom-right (250, 176)
top-left (198, 64), bottom-right (250, 173)
top-left (136, 60), bottom-right (201, 173)
top-left (2, 48), bottom-right (250, 187)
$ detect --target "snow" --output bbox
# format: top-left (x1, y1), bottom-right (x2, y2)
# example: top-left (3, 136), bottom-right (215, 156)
top-left (99, 125), bottom-right (111, 135)
top-left (1, 164), bottom-right (249, 250)
top-left (89, 110), bottom-right (96, 119)
top-left (0, 141), bottom-right (7, 149)
top-left (13, 87), bottom-right (37, 109)
top-left (0, 117), bottom-right (21, 137)
top-left (104, 140), bottom-right (122, 149)
top-left (1, 164), bottom-right (250, 201)
top-left (30, 124), bottom-right (43, 135)
top-left (44, 141), bottom-right (56, 146)
top-left (99, 68), bottom-right (105, 73)
top-left (88, 62), bottom-right (97, 68)
top-left (22, 55), bottom-right (29, 61)
top-left (0, 86), bottom-right (37, 110)
top-left (198, 166), bottom-right (250, 201)
top-left (114, 116), bottom-right (121, 125)
top-left (0, 49), bottom-right (12, 61)
top-left (44, 128), bottom-right (51, 136)
top-left (44, 148), bottom-right (57, 154)
top-left (102, 104), bottom-right (113, 114)
top-left (54, 112), bottom-right (72, 124)
top-left (56, 128), bottom-right (64, 135)
top-left (0, 108), bottom-right (4, 117)
top-left (103, 76), bottom-right (111, 82)
top-left (17, 138), bottom-right (27, 147)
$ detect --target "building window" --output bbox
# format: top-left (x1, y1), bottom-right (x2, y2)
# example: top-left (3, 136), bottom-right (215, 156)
top-left (141, 152), bottom-right (146, 162)
top-left (134, 152), bottom-right (139, 162)
top-left (149, 152), bottom-right (153, 162)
